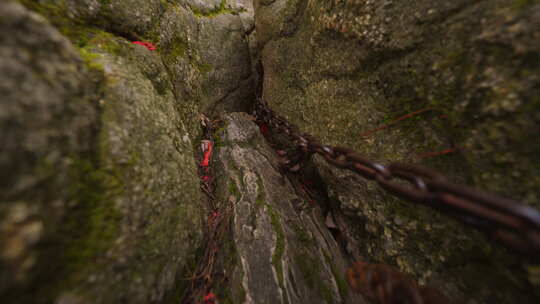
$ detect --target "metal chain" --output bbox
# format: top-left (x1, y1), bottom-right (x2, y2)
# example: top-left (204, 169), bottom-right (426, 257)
top-left (254, 99), bottom-right (540, 259)
top-left (347, 261), bottom-right (450, 304)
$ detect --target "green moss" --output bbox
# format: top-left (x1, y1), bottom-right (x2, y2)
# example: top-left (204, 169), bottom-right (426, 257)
top-left (197, 62), bottom-right (213, 74)
top-left (78, 48), bottom-right (104, 72)
top-left (295, 253), bottom-right (334, 303)
top-left (23, 153), bottom-right (123, 303)
top-left (331, 266), bottom-right (348, 299)
top-left (228, 179), bottom-right (240, 199)
top-left (19, 0), bottom-right (90, 46)
top-left (290, 221), bottom-right (314, 247)
top-left (63, 157), bottom-right (123, 268)
top-left (164, 35), bottom-right (188, 60)
top-left (332, 265), bottom-right (348, 299)
top-left (19, 0), bottom-right (127, 55)
top-left (215, 236), bottom-right (241, 304)
top-left (210, 119), bottom-right (229, 149)
top-left (322, 251), bottom-right (348, 299)
top-left (191, 0), bottom-right (237, 18)
top-left (87, 31), bottom-right (122, 55)
top-left (267, 204), bottom-right (285, 289)
top-left (19, 0), bottom-right (66, 19)
top-left (512, 0), bottom-right (538, 10)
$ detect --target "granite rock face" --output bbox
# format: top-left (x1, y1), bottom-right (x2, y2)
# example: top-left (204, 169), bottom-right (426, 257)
top-left (213, 113), bottom-right (364, 304)
top-left (158, 1), bottom-right (256, 116)
top-left (2, 0), bottom-right (540, 303)
top-left (0, 2), bottom-right (103, 301)
top-left (254, 0), bottom-right (540, 302)
top-left (0, 0), bottom-right (255, 303)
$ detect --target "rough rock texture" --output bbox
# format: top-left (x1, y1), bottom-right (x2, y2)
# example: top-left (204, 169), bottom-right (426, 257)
top-left (213, 113), bottom-right (364, 304)
top-left (158, 0), bottom-right (256, 115)
top-left (255, 0), bottom-right (540, 303)
top-left (0, 2), bottom-right (100, 297)
top-left (0, 0), bottom-right (256, 303)
top-left (3, 0), bottom-right (540, 303)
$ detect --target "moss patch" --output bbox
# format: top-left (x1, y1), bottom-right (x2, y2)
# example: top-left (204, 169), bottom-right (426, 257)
top-left (13, 149), bottom-right (124, 303)
top-left (267, 204), bottom-right (285, 285)
top-left (191, 0), bottom-right (238, 18)
top-left (512, 0), bottom-right (539, 10)
top-left (295, 253), bottom-right (334, 303)
top-left (19, 0), bottom-right (129, 54)
top-left (78, 48), bottom-right (105, 72)
top-left (61, 156), bottom-right (123, 274)
top-left (162, 35), bottom-right (188, 62)
top-left (323, 252), bottom-right (348, 299)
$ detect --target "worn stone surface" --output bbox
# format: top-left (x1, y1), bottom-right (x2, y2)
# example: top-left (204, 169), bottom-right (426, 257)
top-left (255, 0), bottom-right (540, 303)
top-left (3, 0), bottom-right (540, 303)
top-left (1, 0), bottom-right (261, 303)
top-left (158, 1), bottom-right (256, 116)
top-left (195, 13), bottom-right (254, 114)
top-left (0, 1), bottom-right (229, 303)
top-left (184, 0), bottom-right (223, 14)
top-left (0, 1), bottom-right (100, 300)
top-left (213, 113), bottom-right (364, 304)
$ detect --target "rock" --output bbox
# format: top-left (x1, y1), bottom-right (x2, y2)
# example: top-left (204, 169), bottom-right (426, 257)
top-left (0, 0), bottom-right (98, 296)
top-left (213, 113), bottom-right (364, 303)
top-left (3, 0), bottom-right (540, 303)
top-left (184, 0), bottom-right (223, 15)
top-left (78, 36), bottom-right (204, 304)
top-left (66, 0), bottom-right (163, 38)
top-left (158, 1), bottom-right (256, 115)
top-left (255, 0), bottom-right (540, 302)
top-left (195, 13), bottom-right (255, 114)
top-left (0, 1), bottom-right (204, 303)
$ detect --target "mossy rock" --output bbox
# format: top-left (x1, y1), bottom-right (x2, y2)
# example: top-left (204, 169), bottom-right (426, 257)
top-left (213, 113), bottom-right (364, 303)
top-left (255, 0), bottom-right (540, 302)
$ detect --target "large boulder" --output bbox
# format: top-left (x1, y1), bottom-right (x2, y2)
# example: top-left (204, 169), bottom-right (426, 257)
top-left (1, 1), bottom-right (206, 303)
top-left (213, 113), bottom-right (364, 304)
top-left (255, 0), bottom-right (540, 302)
top-left (158, 1), bottom-right (256, 115)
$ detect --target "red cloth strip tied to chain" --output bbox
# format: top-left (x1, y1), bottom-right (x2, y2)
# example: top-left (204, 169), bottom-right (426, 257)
top-left (201, 140), bottom-right (214, 168)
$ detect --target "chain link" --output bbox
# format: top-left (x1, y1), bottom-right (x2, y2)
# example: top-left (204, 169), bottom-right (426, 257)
top-left (347, 261), bottom-right (450, 304)
top-left (254, 99), bottom-right (540, 259)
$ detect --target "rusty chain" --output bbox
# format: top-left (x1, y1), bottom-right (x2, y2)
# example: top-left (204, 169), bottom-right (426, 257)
top-left (253, 99), bottom-right (540, 260)
top-left (347, 261), bottom-right (450, 304)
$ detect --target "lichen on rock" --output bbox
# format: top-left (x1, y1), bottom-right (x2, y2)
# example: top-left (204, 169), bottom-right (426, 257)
top-left (213, 113), bottom-right (365, 304)
top-left (255, 0), bottom-right (540, 302)
top-left (2, 0), bottom-right (540, 303)
top-left (0, 1), bottom-right (206, 303)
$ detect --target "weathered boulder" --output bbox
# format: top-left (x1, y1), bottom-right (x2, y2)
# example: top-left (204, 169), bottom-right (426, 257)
top-left (184, 0), bottom-right (223, 15)
top-left (26, 0), bottom-right (163, 39)
top-left (213, 113), bottom-right (364, 304)
top-left (255, 0), bottom-right (540, 302)
top-left (0, 1), bottom-right (100, 300)
top-left (158, 1), bottom-right (256, 115)
top-left (194, 12), bottom-right (254, 113)
top-left (0, 1), bottom-right (209, 303)
top-left (3, 0), bottom-right (539, 303)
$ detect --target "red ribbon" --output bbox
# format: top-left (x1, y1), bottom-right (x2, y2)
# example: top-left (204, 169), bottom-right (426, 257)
top-left (132, 41), bottom-right (156, 51)
top-left (259, 124), bottom-right (269, 136)
top-left (201, 141), bottom-right (214, 167)
top-left (203, 292), bottom-right (216, 303)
